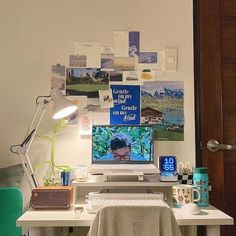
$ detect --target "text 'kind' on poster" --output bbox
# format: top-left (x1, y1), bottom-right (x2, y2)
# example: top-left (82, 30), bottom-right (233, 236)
top-left (110, 85), bottom-right (140, 124)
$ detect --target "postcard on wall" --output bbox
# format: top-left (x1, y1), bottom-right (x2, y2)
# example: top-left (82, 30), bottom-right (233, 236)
top-left (114, 31), bottom-right (129, 57)
top-left (99, 89), bottom-right (114, 109)
top-left (66, 68), bottom-right (109, 98)
top-left (51, 77), bottom-right (66, 94)
top-left (138, 69), bottom-right (156, 82)
top-left (110, 85), bottom-right (140, 125)
top-left (138, 51), bottom-right (164, 75)
top-left (74, 41), bottom-right (101, 68)
top-left (129, 31), bottom-right (140, 57)
top-left (109, 71), bottom-right (123, 83)
top-left (69, 55), bottom-right (86, 67)
top-left (141, 81), bottom-right (184, 141)
top-left (51, 64), bottom-right (66, 93)
top-left (114, 57), bottom-right (135, 71)
top-left (78, 111), bottom-right (93, 136)
top-left (101, 47), bottom-right (114, 71)
top-left (52, 63), bottom-right (65, 76)
top-left (67, 96), bottom-right (88, 111)
top-left (123, 71), bottom-right (141, 84)
top-left (139, 52), bottom-right (157, 63)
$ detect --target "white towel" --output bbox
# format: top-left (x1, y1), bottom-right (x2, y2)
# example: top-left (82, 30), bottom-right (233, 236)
top-left (88, 205), bottom-right (182, 236)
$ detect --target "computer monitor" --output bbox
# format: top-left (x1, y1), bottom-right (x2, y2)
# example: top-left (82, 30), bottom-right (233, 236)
top-left (92, 125), bottom-right (154, 164)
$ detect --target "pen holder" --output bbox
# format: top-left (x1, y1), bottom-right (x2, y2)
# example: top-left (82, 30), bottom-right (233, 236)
top-left (178, 173), bottom-right (193, 185)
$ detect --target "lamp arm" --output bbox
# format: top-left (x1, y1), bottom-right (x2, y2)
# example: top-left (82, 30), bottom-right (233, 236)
top-left (10, 88), bottom-right (76, 189)
top-left (12, 99), bottom-right (50, 189)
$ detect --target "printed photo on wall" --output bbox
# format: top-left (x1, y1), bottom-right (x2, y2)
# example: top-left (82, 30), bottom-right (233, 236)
top-left (138, 51), bottom-right (164, 76)
top-left (109, 71), bottom-right (123, 83)
top-left (138, 69), bottom-right (156, 82)
top-left (139, 52), bottom-right (157, 64)
top-left (123, 71), bottom-right (141, 84)
top-left (51, 63), bottom-right (66, 94)
top-left (114, 31), bottom-right (129, 57)
top-left (78, 111), bottom-right (93, 136)
top-left (66, 68), bottom-right (109, 98)
top-left (99, 89), bottom-right (114, 109)
top-left (74, 41), bottom-right (101, 68)
top-left (129, 31), bottom-right (140, 57)
top-left (69, 55), bottom-right (86, 67)
top-left (114, 57), bottom-right (135, 71)
top-left (141, 81), bottom-right (184, 141)
top-left (110, 85), bottom-right (140, 125)
top-left (68, 96), bottom-right (88, 111)
top-left (101, 47), bottom-right (114, 70)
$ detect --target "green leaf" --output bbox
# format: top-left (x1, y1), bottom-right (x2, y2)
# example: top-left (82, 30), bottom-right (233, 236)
top-left (54, 119), bottom-right (68, 134)
top-left (55, 164), bottom-right (72, 172)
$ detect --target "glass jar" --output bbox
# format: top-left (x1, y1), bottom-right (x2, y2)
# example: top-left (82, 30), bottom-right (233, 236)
top-left (193, 167), bottom-right (209, 207)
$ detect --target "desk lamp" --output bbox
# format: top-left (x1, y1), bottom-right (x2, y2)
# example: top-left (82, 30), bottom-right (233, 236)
top-left (10, 87), bottom-right (77, 189)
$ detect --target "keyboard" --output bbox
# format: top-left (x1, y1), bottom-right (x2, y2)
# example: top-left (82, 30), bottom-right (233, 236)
top-left (86, 199), bottom-right (168, 213)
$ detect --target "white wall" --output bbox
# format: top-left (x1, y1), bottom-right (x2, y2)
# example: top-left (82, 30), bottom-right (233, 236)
top-left (0, 0), bottom-right (194, 204)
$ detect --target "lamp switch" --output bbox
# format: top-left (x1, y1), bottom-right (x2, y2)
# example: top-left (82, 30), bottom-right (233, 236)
top-left (165, 48), bottom-right (178, 71)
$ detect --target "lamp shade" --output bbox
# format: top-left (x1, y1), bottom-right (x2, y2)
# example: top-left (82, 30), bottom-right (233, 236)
top-left (50, 88), bottom-right (77, 119)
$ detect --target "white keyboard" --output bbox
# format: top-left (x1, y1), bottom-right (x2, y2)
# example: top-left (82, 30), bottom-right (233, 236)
top-left (86, 199), bottom-right (168, 213)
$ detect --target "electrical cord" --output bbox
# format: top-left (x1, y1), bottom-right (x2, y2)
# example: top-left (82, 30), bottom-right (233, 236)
top-left (10, 129), bottom-right (36, 154)
top-left (68, 227), bottom-right (73, 236)
top-left (36, 95), bottom-right (51, 104)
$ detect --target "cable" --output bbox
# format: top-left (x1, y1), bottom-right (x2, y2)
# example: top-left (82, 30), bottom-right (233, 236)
top-left (10, 129), bottom-right (36, 154)
top-left (36, 95), bottom-right (51, 104)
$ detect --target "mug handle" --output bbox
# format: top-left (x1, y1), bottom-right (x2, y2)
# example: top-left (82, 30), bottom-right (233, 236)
top-left (193, 188), bottom-right (201, 202)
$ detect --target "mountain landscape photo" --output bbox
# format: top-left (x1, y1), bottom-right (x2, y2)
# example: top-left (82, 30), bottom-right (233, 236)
top-left (141, 81), bottom-right (184, 141)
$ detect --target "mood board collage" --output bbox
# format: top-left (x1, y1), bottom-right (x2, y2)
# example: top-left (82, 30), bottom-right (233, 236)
top-left (51, 31), bottom-right (184, 141)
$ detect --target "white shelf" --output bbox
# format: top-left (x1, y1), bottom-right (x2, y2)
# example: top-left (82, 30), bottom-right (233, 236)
top-left (71, 175), bottom-right (179, 187)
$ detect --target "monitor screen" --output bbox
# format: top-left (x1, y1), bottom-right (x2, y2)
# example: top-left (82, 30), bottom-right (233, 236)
top-left (92, 125), bottom-right (154, 164)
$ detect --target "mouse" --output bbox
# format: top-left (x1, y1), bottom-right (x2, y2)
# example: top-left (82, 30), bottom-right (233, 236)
top-left (182, 203), bottom-right (201, 215)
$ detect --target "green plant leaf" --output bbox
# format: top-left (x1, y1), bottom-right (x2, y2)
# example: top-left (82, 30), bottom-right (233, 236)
top-left (55, 164), bottom-right (72, 172)
top-left (54, 119), bottom-right (68, 134)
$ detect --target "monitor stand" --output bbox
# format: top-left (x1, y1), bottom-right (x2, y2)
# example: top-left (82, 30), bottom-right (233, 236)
top-left (103, 170), bottom-right (144, 181)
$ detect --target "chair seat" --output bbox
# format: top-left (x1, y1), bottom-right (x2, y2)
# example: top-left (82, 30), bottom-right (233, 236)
top-left (88, 205), bottom-right (182, 236)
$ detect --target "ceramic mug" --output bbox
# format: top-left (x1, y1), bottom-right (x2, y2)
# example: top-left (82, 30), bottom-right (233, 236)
top-left (173, 184), bottom-right (201, 208)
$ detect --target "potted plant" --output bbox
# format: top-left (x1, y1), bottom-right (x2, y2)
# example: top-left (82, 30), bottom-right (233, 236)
top-left (34, 119), bottom-right (72, 186)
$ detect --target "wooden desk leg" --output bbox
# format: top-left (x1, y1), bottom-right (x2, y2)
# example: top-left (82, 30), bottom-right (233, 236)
top-left (206, 225), bottom-right (220, 236)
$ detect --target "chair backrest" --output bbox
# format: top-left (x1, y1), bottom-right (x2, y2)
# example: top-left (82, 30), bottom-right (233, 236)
top-left (88, 205), bottom-right (182, 236)
top-left (0, 187), bottom-right (23, 236)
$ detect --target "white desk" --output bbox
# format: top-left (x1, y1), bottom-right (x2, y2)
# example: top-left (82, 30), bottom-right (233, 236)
top-left (17, 204), bottom-right (233, 236)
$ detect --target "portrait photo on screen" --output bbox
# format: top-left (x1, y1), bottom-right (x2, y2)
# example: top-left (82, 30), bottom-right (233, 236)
top-left (92, 125), bottom-right (154, 164)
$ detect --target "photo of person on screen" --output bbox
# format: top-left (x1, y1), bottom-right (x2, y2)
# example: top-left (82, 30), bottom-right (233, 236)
top-left (99, 133), bottom-right (147, 161)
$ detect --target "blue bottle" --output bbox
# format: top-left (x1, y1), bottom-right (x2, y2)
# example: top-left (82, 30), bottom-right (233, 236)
top-left (193, 167), bottom-right (209, 207)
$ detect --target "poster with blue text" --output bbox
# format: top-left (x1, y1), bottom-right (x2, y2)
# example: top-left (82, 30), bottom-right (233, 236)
top-left (110, 85), bottom-right (140, 124)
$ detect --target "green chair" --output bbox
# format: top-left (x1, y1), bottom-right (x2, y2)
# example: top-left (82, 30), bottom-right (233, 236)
top-left (0, 187), bottom-right (23, 236)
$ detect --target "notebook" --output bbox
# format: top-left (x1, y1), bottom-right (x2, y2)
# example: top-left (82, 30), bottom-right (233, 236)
top-left (90, 125), bottom-right (158, 175)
